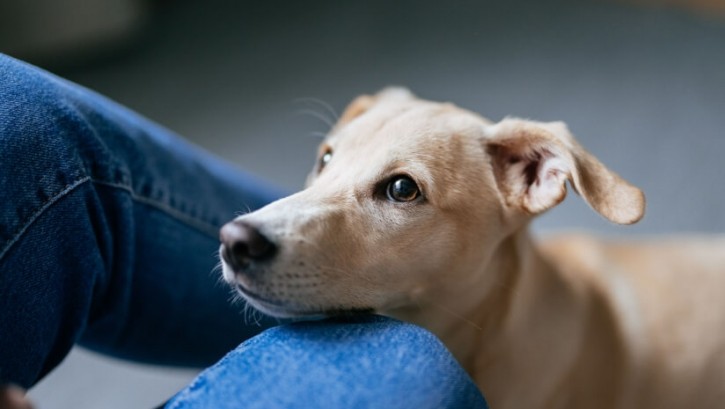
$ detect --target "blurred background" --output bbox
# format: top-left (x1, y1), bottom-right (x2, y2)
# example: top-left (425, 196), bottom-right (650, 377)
top-left (1, 0), bottom-right (724, 407)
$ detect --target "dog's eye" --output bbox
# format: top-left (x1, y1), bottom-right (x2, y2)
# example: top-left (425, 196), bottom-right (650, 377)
top-left (319, 148), bottom-right (333, 171)
top-left (387, 176), bottom-right (421, 202)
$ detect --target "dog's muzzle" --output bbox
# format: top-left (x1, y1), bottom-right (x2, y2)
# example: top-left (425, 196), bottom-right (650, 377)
top-left (219, 220), bottom-right (277, 271)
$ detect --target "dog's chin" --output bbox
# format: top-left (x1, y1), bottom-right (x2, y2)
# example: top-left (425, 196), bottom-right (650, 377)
top-left (234, 283), bottom-right (374, 319)
top-left (233, 283), bottom-right (301, 318)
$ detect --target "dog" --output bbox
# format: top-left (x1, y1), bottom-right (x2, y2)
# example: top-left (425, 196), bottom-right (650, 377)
top-left (220, 88), bottom-right (725, 409)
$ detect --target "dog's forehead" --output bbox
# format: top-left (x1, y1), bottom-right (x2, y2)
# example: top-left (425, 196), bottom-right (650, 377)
top-left (328, 98), bottom-right (485, 154)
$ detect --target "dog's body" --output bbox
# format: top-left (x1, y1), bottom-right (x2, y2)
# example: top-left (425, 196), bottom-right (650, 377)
top-left (220, 88), bottom-right (725, 408)
top-left (448, 232), bottom-right (725, 409)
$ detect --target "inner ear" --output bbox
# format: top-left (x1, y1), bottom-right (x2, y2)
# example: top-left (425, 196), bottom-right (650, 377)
top-left (484, 118), bottom-right (645, 225)
top-left (487, 140), bottom-right (573, 216)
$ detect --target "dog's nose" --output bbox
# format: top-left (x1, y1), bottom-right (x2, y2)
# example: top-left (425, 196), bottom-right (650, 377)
top-left (220, 220), bottom-right (277, 270)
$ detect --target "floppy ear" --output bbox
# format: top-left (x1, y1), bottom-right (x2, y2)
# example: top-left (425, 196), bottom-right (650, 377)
top-left (484, 118), bottom-right (645, 225)
top-left (334, 87), bottom-right (415, 129)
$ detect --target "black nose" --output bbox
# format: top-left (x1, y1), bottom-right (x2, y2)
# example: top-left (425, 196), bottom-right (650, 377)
top-left (220, 221), bottom-right (277, 270)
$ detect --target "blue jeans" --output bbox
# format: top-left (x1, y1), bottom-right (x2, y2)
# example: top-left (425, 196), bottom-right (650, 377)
top-left (0, 54), bottom-right (486, 408)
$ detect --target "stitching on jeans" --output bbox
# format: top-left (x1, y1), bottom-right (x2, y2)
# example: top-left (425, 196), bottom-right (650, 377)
top-left (0, 178), bottom-right (221, 265)
top-left (0, 176), bottom-right (92, 262)
top-left (92, 180), bottom-right (220, 239)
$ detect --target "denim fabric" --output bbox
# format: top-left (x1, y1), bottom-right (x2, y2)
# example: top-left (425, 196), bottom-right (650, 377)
top-left (0, 53), bottom-right (284, 387)
top-left (166, 315), bottom-right (487, 409)
top-left (0, 53), bottom-right (487, 408)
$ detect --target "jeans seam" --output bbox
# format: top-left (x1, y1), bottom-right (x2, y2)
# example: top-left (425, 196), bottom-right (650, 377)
top-left (92, 180), bottom-right (220, 239)
top-left (0, 178), bottom-right (221, 265)
top-left (0, 176), bottom-right (92, 262)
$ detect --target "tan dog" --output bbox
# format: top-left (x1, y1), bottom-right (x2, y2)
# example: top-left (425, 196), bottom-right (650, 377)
top-left (220, 88), bottom-right (725, 409)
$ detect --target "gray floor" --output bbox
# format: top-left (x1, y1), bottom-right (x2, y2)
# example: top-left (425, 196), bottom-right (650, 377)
top-left (14, 0), bottom-right (725, 407)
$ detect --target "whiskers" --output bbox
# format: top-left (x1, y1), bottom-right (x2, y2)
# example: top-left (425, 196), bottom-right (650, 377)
top-left (211, 258), bottom-right (226, 285)
top-left (226, 286), bottom-right (270, 326)
top-left (293, 97), bottom-right (339, 139)
top-left (233, 203), bottom-right (253, 217)
top-left (307, 131), bottom-right (329, 139)
top-left (211, 252), bottom-right (270, 327)
top-left (242, 298), bottom-right (266, 326)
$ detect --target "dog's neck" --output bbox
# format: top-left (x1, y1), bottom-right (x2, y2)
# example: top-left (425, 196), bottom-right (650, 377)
top-left (387, 227), bottom-right (609, 404)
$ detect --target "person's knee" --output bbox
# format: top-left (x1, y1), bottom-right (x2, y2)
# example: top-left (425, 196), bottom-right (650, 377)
top-left (256, 315), bottom-right (440, 355)
top-left (169, 315), bottom-right (487, 409)
top-left (0, 54), bottom-right (125, 384)
top-left (0, 53), bottom-right (95, 179)
top-left (0, 55), bottom-right (101, 251)
top-left (258, 316), bottom-right (488, 408)
top-left (1, 53), bottom-right (81, 142)
top-left (261, 315), bottom-right (468, 385)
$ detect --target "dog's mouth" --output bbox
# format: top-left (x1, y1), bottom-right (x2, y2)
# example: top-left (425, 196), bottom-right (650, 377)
top-left (234, 282), bottom-right (374, 318)
top-left (234, 282), bottom-right (308, 318)
top-left (234, 283), bottom-right (284, 307)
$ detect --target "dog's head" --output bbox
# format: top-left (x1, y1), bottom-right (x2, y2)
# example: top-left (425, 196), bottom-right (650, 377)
top-left (219, 88), bottom-right (644, 319)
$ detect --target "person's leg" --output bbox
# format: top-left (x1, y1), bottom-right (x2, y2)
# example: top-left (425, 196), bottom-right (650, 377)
top-left (164, 315), bottom-right (488, 409)
top-left (0, 53), bottom-right (286, 387)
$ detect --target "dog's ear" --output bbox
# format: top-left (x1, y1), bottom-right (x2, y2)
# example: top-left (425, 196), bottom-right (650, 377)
top-left (337, 94), bottom-right (376, 126)
top-left (336, 87), bottom-right (414, 128)
top-left (484, 118), bottom-right (645, 225)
